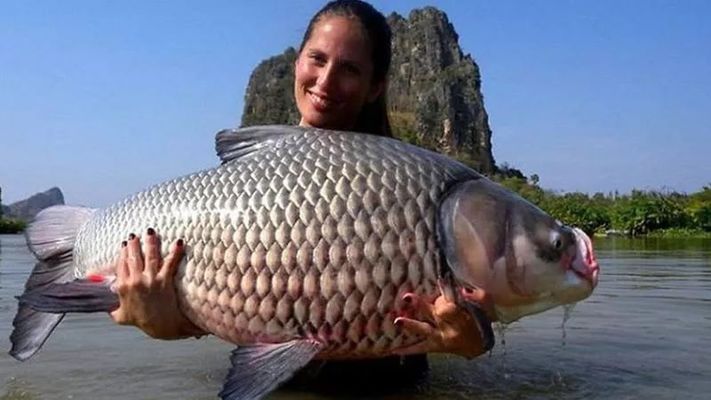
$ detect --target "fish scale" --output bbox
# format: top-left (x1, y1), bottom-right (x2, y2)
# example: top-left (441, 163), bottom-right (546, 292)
top-left (71, 130), bottom-right (476, 358)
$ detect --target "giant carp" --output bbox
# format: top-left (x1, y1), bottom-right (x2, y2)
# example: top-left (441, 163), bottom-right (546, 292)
top-left (10, 125), bottom-right (599, 399)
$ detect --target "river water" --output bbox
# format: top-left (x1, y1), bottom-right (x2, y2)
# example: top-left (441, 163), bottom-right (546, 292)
top-left (1, 234), bottom-right (709, 399)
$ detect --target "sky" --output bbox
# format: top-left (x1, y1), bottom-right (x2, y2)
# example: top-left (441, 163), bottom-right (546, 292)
top-left (1, 0), bottom-right (709, 207)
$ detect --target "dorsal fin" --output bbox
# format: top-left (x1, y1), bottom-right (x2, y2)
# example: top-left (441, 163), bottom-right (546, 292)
top-left (215, 125), bottom-right (307, 164)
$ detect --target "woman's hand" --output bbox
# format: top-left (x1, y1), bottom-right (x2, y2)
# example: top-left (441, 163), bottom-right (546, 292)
top-left (109, 228), bottom-right (206, 339)
top-left (393, 285), bottom-right (496, 359)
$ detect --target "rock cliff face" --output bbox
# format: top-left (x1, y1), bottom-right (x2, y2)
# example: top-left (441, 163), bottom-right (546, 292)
top-left (240, 7), bottom-right (495, 173)
top-left (2, 187), bottom-right (65, 221)
top-left (241, 47), bottom-right (300, 127)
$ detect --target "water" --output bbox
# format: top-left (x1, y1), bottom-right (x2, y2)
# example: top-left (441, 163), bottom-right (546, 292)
top-left (1, 234), bottom-right (710, 399)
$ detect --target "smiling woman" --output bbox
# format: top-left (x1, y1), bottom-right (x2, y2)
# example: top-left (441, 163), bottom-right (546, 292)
top-left (294, 1), bottom-right (390, 135)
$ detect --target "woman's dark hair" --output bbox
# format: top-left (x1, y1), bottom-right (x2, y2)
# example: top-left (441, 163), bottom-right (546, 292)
top-left (298, 0), bottom-right (393, 137)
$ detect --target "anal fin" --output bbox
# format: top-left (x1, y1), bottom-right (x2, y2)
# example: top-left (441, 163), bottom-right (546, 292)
top-left (220, 340), bottom-right (323, 400)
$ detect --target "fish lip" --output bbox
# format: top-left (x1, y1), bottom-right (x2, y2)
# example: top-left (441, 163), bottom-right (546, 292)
top-left (570, 260), bottom-right (600, 288)
top-left (568, 227), bottom-right (600, 287)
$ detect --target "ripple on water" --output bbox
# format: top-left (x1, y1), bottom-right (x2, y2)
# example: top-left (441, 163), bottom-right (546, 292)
top-left (0, 235), bottom-right (710, 399)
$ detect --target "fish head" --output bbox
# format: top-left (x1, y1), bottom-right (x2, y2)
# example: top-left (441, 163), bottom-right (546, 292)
top-left (438, 179), bottom-right (600, 323)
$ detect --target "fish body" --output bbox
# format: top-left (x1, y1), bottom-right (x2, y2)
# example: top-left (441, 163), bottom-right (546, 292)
top-left (10, 125), bottom-right (599, 399)
top-left (76, 126), bottom-right (474, 357)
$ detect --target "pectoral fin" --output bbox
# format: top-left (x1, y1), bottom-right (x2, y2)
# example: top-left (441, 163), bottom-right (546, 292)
top-left (220, 340), bottom-right (324, 400)
top-left (17, 279), bottom-right (119, 313)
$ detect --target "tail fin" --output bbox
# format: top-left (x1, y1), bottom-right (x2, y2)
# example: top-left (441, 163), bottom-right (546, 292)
top-left (9, 205), bottom-right (95, 361)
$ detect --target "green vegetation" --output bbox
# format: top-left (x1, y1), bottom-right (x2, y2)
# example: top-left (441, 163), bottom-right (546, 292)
top-left (0, 186), bottom-right (27, 233)
top-left (494, 175), bottom-right (711, 238)
top-left (0, 218), bottom-right (27, 234)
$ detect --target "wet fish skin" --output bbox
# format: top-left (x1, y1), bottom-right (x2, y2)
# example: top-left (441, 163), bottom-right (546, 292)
top-left (73, 126), bottom-right (478, 357)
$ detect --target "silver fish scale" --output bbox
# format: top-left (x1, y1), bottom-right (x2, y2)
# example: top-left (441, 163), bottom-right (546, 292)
top-left (73, 130), bottom-right (477, 358)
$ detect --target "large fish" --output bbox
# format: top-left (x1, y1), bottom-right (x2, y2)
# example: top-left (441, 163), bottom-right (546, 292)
top-left (10, 125), bottom-right (599, 399)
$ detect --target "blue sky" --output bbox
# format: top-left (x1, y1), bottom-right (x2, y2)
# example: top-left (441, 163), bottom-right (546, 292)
top-left (1, 0), bottom-right (709, 206)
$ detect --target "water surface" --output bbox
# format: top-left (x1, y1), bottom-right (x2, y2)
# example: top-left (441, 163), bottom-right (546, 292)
top-left (1, 234), bottom-right (709, 399)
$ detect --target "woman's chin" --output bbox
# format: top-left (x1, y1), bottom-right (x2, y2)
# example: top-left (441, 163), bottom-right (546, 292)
top-left (301, 113), bottom-right (342, 130)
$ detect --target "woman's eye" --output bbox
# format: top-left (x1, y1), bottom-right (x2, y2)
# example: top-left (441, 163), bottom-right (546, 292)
top-left (343, 64), bottom-right (361, 76)
top-left (309, 54), bottom-right (326, 65)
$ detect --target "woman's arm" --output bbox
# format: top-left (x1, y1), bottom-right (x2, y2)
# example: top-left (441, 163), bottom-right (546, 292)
top-left (109, 229), bottom-right (206, 339)
top-left (393, 288), bottom-right (496, 359)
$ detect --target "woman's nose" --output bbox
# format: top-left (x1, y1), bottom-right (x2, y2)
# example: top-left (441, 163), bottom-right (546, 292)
top-left (316, 63), bottom-right (337, 91)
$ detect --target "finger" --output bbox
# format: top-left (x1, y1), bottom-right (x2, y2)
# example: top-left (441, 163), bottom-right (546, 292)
top-left (109, 308), bottom-right (126, 324)
top-left (157, 239), bottom-right (185, 280)
top-left (400, 292), bottom-right (437, 324)
top-left (116, 240), bottom-right (129, 282)
top-left (143, 227), bottom-right (160, 277)
top-left (461, 286), bottom-right (486, 302)
top-left (461, 287), bottom-right (497, 321)
top-left (438, 279), bottom-right (458, 303)
top-left (410, 294), bottom-right (436, 322)
top-left (395, 316), bottom-right (436, 338)
top-left (432, 296), bottom-right (461, 321)
top-left (126, 233), bottom-right (144, 278)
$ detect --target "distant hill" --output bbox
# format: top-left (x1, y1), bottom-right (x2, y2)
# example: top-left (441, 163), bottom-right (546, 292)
top-left (241, 6), bottom-right (496, 174)
top-left (1, 187), bottom-right (65, 221)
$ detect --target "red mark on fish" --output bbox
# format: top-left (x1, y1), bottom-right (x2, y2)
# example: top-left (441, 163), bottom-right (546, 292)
top-left (86, 274), bottom-right (105, 283)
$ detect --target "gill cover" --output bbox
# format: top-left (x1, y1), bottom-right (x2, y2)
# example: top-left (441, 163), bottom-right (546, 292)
top-left (437, 179), bottom-right (519, 294)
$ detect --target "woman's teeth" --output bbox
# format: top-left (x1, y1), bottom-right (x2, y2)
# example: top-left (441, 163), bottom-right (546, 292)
top-left (309, 92), bottom-right (334, 109)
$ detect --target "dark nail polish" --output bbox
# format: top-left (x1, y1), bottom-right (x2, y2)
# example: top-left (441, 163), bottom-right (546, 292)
top-left (177, 239), bottom-right (184, 247)
top-left (403, 295), bottom-right (412, 304)
top-left (147, 227), bottom-right (155, 236)
top-left (394, 319), bottom-right (402, 327)
top-left (121, 241), bottom-right (127, 247)
top-left (128, 233), bottom-right (136, 240)
top-left (464, 288), bottom-right (474, 294)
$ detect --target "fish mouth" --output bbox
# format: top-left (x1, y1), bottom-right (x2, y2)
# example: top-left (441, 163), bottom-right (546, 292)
top-left (569, 227), bottom-right (600, 287)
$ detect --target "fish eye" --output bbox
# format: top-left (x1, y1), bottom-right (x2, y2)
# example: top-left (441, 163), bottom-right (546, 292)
top-left (550, 232), bottom-right (563, 250)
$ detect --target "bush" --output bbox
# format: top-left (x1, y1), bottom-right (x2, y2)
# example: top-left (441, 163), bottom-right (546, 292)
top-left (611, 190), bottom-right (687, 235)
top-left (540, 192), bottom-right (611, 236)
top-left (0, 218), bottom-right (27, 234)
top-left (685, 185), bottom-right (711, 231)
top-left (492, 174), bottom-right (709, 237)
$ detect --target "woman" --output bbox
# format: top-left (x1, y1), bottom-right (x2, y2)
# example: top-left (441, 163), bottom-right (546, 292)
top-left (110, 0), bottom-right (494, 372)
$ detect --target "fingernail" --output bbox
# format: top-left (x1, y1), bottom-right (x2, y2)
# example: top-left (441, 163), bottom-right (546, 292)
top-left (121, 241), bottom-right (127, 247)
top-left (464, 288), bottom-right (474, 294)
top-left (147, 227), bottom-right (155, 236)
top-left (128, 233), bottom-right (136, 240)
top-left (176, 239), bottom-right (184, 247)
top-left (403, 294), bottom-right (412, 304)
top-left (394, 318), bottom-right (402, 326)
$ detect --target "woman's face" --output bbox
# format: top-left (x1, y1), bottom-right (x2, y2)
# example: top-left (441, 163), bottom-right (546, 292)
top-left (295, 16), bottom-right (383, 130)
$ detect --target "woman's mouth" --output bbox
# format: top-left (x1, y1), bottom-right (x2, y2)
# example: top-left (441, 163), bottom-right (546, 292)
top-left (308, 91), bottom-right (337, 111)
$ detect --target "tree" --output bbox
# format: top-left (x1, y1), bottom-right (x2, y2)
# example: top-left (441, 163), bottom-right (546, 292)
top-left (529, 174), bottom-right (540, 185)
